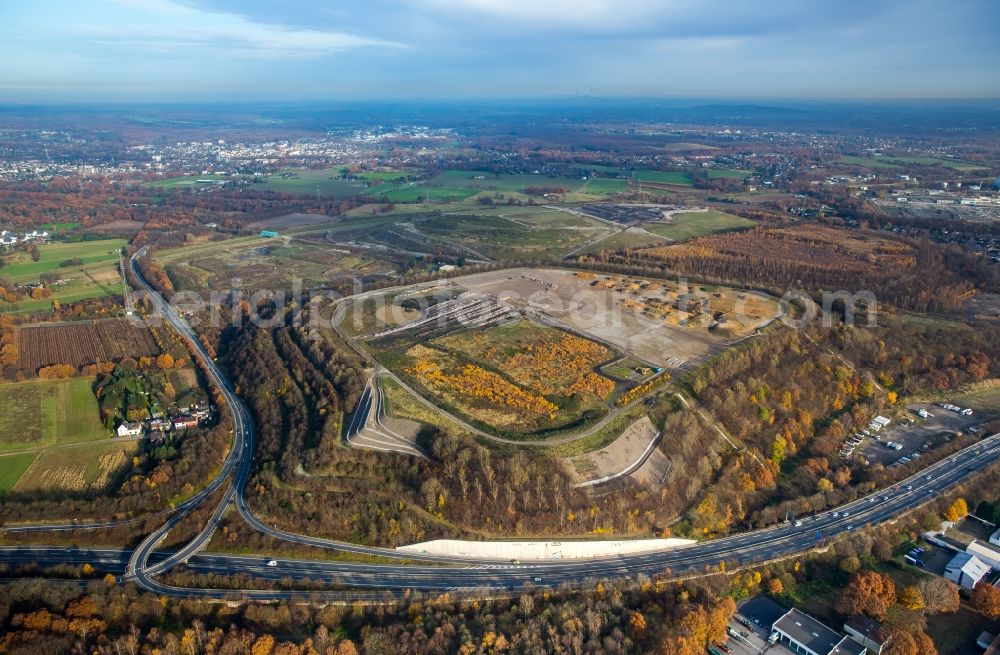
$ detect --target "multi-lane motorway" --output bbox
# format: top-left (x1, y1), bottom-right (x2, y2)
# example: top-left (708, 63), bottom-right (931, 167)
top-left (6, 431), bottom-right (1000, 601)
top-left (3, 249), bottom-right (1000, 600)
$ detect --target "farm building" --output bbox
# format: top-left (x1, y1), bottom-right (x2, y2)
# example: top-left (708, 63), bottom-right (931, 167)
top-left (944, 552), bottom-right (991, 589)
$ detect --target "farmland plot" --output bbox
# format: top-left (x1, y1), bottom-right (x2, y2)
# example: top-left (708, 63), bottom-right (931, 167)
top-left (13, 440), bottom-right (137, 493)
top-left (18, 319), bottom-right (159, 370)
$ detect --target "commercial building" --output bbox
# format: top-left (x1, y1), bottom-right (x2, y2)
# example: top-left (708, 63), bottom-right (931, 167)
top-left (843, 615), bottom-right (892, 654)
top-left (967, 540), bottom-right (1000, 571)
top-left (944, 552), bottom-right (991, 589)
top-left (771, 608), bottom-right (866, 655)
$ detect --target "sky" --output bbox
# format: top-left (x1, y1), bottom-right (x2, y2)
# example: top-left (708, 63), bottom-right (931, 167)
top-left (1, 0), bottom-right (999, 102)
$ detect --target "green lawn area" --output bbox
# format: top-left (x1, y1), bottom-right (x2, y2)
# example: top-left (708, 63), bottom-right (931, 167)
top-left (1, 239), bottom-right (126, 284)
top-left (0, 453), bottom-right (37, 493)
top-left (633, 170), bottom-right (694, 186)
top-left (644, 210), bottom-right (754, 241)
top-left (580, 178), bottom-right (629, 195)
top-left (0, 377), bottom-right (108, 452)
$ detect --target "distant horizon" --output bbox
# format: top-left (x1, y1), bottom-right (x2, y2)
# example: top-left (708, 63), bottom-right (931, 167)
top-left (2, 0), bottom-right (998, 102)
top-left (1, 96), bottom-right (999, 108)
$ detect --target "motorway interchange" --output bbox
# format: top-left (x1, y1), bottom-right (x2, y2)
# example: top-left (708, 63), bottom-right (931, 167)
top-left (2, 249), bottom-right (1000, 601)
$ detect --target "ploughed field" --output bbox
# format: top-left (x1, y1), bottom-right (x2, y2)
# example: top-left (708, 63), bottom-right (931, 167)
top-left (18, 319), bottom-right (159, 371)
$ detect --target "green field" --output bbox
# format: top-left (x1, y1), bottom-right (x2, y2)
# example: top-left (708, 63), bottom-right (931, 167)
top-left (644, 210), bottom-right (754, 241)
top-left (633, 170), bottom-right (694, 186)
top-left (3, 279), bottom-right (122, 314)
top-left (0, 239), bottom-right (128, 313)
top-left (0, 453), bottom-right (37, 493)
top-left (39, 221), bottom-right (81, 233)
top-left (144, 173), bottom-right (232, 189)
top-left (706, 168), bottom-right (750, 179)
top-left (412, 208), bottom-right (611, 259)
top-left (159, 232), bottom-right (400, 292)
top-left (952, 382), bottom-right (1000, 413)
top-left (1, 239), bottom-right (126, 283)
top-left (365, 184), bottom-right (481, 203)
top-left (838, 155), bottom-right (989, 171)
top-left (253, 169), bottom-right (366, 197)
top-left (427, 171), bottom-right (587, 195)
top-left (350, 169), bottom-right (420, 183)
top-left (579, 228), bottom-right (669, 254)
top-left (580, 178), bottom-right (629, 195)
top-left (0, 377), bottom-right (108, 452)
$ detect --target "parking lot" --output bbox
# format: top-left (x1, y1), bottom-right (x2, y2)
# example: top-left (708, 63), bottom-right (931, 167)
top-left (855, 403), bottom-right (984, 467)
top-left (728, 598), bottom-right (797, 655)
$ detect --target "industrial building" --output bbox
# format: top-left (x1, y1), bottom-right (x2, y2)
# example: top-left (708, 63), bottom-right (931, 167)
top-left (771, 608), bottom-right (866, 655)
top-left (944, 552), bottom-right (991, 590)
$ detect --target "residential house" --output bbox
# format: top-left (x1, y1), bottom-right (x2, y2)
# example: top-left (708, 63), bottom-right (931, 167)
top-left (116, 422), bottom-right (144, 438)
top-left (189, 404), bottom-right (211, 420)
top-left (173, 415), bottom-right (199, 430)
top-left (149, 418), bottom-right (171, 432)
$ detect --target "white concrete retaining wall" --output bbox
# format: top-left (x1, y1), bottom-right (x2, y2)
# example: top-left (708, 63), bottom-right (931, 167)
top-left (396, 538), bottom-right (696, 560)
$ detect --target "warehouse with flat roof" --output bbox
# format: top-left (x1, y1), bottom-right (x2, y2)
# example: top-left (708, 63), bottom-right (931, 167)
top-left (771, 608), bottom-right (865, 655)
